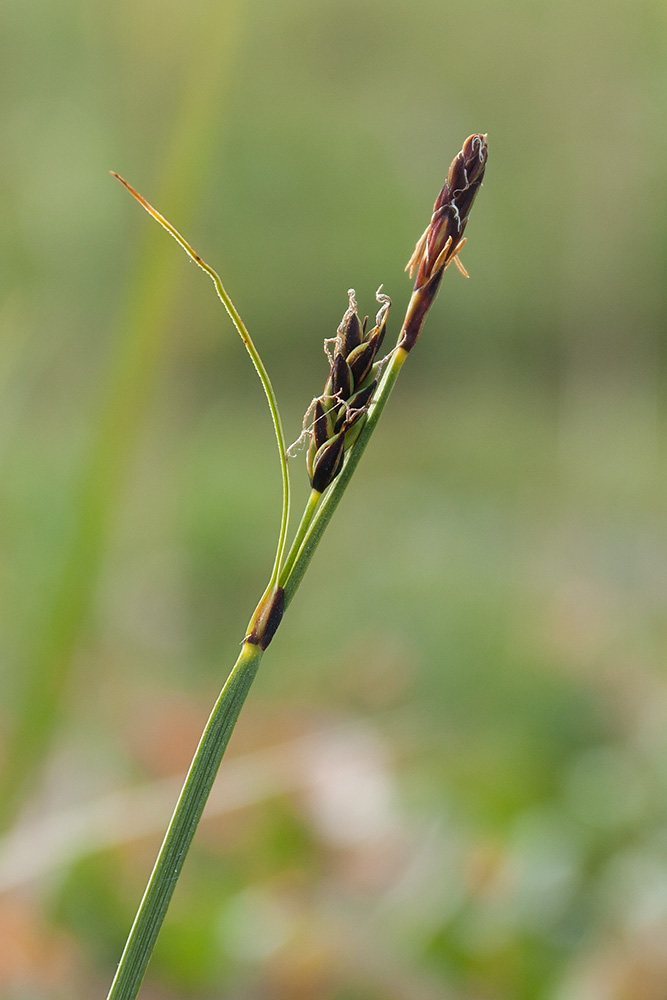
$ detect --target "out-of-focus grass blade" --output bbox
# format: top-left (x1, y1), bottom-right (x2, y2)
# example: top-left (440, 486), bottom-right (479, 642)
top-left (0, 5), bottom-right (243, 828)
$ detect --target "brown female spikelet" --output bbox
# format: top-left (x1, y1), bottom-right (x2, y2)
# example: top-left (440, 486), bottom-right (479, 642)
top-left (306, 289), bottom-right (391, 493)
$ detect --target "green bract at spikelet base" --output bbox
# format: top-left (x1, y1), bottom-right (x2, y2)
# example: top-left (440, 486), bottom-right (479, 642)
top-left (106, 133), bottom-right (488, 1000)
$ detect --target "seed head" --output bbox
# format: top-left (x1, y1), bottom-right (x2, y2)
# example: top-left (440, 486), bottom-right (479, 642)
top-left (407, 133), bottom-right (488, 290)
top-left (306, 289), bottom-right (391, 493)
top-left (400, 134), bottom-right (488, 353)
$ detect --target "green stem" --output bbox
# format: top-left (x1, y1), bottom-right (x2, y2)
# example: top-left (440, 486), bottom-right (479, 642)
top-left (278, 487), bottom-right (321, 587)
top-left (283, 345), bottom-right (408, 608)
top-left (106, 641), bottom-right (264, 1000)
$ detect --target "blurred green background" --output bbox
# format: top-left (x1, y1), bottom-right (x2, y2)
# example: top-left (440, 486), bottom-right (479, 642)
top-left (2, 0), bottom-right (667, 997)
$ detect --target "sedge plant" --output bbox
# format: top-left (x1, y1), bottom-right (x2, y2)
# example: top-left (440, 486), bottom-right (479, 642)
top-left (107, 132), bottom-right (488, 1000)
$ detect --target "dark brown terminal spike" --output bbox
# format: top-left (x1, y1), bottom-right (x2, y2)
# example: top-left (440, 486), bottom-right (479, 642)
top-left (407, 133), bottom-right (487, 288)
top-left (400, 133), bottom-right (487, 352)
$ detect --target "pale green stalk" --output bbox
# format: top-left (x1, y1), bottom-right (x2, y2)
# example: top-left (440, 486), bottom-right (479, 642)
top-left (278, 487), bottom-right (321, 586)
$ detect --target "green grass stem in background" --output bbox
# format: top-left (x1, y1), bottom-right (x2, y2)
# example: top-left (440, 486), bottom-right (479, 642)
top-left (0, 7), bottom-right (243, 829)
top-left (105, 133), bottom-right (487, 1000)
